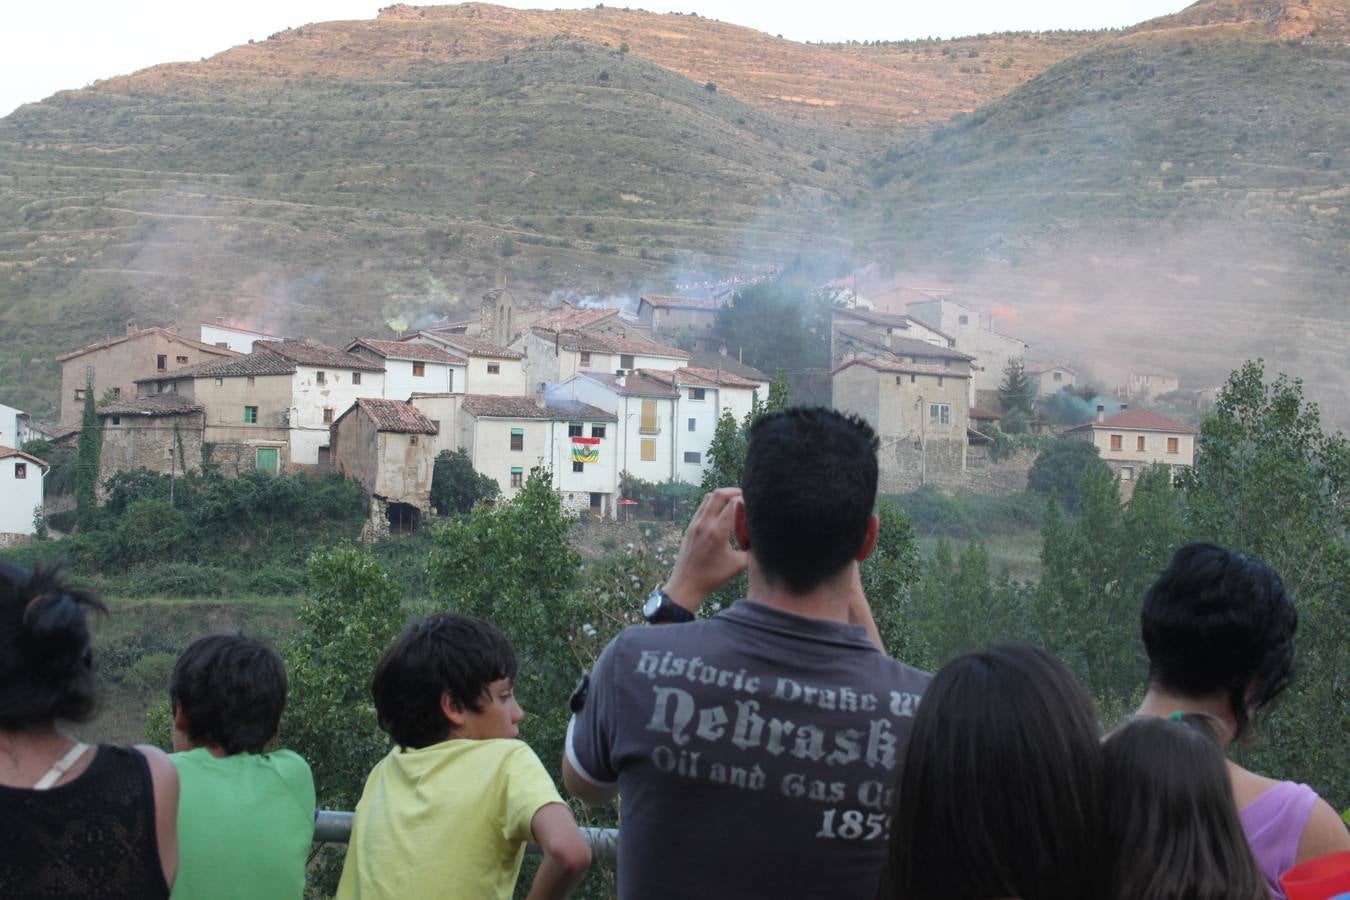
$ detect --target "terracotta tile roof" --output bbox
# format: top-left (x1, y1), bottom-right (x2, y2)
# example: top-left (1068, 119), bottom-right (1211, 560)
top-left (835, 327), bottom-right (974, 362)
top-left (461, 394), bottom-right (615, 421)
top-left (414, 332), bottom-right (524, 360)
top-left (831, 356), bottom-right (971, 379)
top-left (267, 340), bottom-right (386, 372)
top-left (531, 303), bottom-right (620, 332)
top-left (339, 398), bottom-right (439, 434)
top-left (686, 351), bottom-right (769, 382)
top-left (135, 349), bottom-right (298, 382)
top-left (408, 392), bottom-right (463, 399)
top-left (582, 372), bottom-right (680, 398)
top-left (640, 367), bottom-right (762, 390)
top-left (0, 447), bottom-right (48, 469)
top-left (55, 326), bottom-right (241, 363)
top-left (639, 295), bottom-right (721, 312)
top-left (1064, 408), bottom-right (1197, 435)
top-left (346, 339), bottom-right (467, 365)
top-left (533, 328), bottom-right (689, 359)
top-left (831, 306), bottom-right (914, 329)
top-left (100, 394), bottom-right (204, 417)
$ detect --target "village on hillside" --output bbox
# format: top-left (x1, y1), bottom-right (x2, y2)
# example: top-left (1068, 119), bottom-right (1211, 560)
top-left (0, 276), bottom-right (1203, 543)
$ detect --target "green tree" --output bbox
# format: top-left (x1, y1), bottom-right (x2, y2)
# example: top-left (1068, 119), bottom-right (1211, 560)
top-left (860, 499), bottom-right (926, 663)
top-left (713, 280), bottom-right (819, 374)
top-left (1178, 360), bottom-right (1349, 809)
top-left (1027, 437), bottom-right (1112, 511)
top-left (998, 358), bottom-right (1035, 419)
top-left (429, 448), bottom-right (500, 515)
top-left (75, 373), bottom-right (102, 528)
top-left (699, 408), bottom-right (747, 492)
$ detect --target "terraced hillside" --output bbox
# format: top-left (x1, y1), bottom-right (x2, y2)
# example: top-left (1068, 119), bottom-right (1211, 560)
top-left (853, 16), bottom-right (1350, 423)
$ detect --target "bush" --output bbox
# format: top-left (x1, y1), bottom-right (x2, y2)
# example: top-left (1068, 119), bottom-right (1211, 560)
top-left (1028, 438), bottom-right (1113, 511)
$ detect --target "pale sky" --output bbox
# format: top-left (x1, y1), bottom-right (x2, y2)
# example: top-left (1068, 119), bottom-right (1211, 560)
top-left (0, 0), bottom-right (1184, 118)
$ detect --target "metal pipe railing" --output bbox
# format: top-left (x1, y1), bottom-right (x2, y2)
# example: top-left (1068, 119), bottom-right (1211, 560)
top-left (313, 810), bottom-right (620, 863)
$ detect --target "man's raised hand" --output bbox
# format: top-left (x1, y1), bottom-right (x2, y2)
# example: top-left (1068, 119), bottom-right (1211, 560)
top-left (662, 487), bottom-right (749, 614)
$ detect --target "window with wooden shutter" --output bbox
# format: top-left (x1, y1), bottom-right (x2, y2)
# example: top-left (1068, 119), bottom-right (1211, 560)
top-left (640, 439), bottom-right (656, 461)
top-left (639, 400), bottom-right (658, 434)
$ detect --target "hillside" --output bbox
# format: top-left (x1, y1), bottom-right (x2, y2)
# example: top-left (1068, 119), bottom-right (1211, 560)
top-left (852, 12), bottom-right (1350, 423)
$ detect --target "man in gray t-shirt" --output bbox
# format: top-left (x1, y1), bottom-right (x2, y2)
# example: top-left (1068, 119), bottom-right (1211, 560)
top-left (563, 408), bottom-right (931, 899)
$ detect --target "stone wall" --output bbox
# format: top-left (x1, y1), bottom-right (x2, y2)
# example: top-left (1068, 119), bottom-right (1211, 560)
top-left (97, 413), bottom-right (203, 499)
top-left (0, 533), bottom-right (37, 549)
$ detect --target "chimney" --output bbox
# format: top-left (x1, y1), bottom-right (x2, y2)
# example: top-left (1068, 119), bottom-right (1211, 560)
top-left (616, 374), bottom-right (626, 388)
top-left (125, 321), bottom-right (137, 335)
top-left (216, 315), bottom-right (226, 325)
top-left (1096, 404), bottom-right (1105, 423)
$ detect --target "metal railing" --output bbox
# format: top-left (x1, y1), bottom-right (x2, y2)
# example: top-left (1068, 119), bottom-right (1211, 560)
top-left (314, 810), bottom-right (620, 863)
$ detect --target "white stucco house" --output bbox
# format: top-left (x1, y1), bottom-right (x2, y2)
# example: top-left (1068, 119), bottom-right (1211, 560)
top-left (346, 339), bottom-right (468, 400)
top-left (638, 367), bottom-right (763, 484)
top-left (547, 372), bottom-right (681, 485)
top-left (402, 332), bottom-right (529, 396)
top-left (0, 403), bottom-right (33, 451)
top-left (0, 447), bottom-right (46, 536)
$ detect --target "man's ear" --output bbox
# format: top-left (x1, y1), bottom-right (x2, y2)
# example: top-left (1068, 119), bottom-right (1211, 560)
top-left (855, 513), bottom-right (880, 563)
top-left (440, 692), bottom-right (467, 730)
top-left (733, 496), bottom-right (751, 551)
top-left (172, 702), bottom-right (189, 733)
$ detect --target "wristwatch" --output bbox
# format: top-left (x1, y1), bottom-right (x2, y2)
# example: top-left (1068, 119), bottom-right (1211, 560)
top-left (643, 588), bottom-right (695, 624)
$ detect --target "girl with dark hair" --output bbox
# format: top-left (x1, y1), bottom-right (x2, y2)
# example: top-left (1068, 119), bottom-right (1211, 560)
top-left (1137, 543), bottom-right (1350, 898)
top-left (880, 642), bottom-right (1105, 900)
top-left (0, 562), bottom-right (179, 898)
top-left (1104, 713), bottom-right (1268, 900)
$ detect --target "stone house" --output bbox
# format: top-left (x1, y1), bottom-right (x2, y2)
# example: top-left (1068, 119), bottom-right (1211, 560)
top-left (686, 348), bottom-right (770, 390)
top-left (169, 320), bottom-right (285, 354)
top-left (407, 392), bottom-right (464, 460)
top-left (905, 297), bottom-right (1028, 397)
top-left (402, 332), bottom-right (529, 396)
top-left (829, 307), bottom-right (955, 367)
top-left (345, 339), bottom-right (468, 400)
top-left (547, 372), bottom-right (681, 486)
top-left (55, 324), bottom-right (240, 426)
top-left (1126, 370), bottom-right (1181, 399)
top-left (0, 447), bottom-right (46, 538)
top-left (1063, 407), bottom-right (1197, 493)
top-left (636, 295), bottom-right (721, 342)
top-left (457, 394), bottom-right (618, 517)
top-left (96, 394), bottom-right (205, 497)
top-left (0, 402), bottom-right (33, 450)
top-left (637, 367), bottom-right (762, 484)
top-left (832, 353), bottom-right (974, 493)
top-left (330, 398), bottom-right (439, 537)
top-left (515, 328), bottom-right (690, 386)
top-left (1028, 362), bottom-right (1080, 396)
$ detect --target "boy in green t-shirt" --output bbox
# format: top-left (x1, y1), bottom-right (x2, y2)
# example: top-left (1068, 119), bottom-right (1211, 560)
top-left (337, 613), bottom-right (591, 900)
top-left (168, 633), bottom-right (315, 900)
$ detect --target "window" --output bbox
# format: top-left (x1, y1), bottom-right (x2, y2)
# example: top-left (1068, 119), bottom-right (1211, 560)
top-left (215, 377), bottom-right (223, 386)
top-left (1053, 371), bottom-right (1063, 382)
top-left (323, 407), bottom-right (334, 424)
top-left (510, 468), bottom-right (523, 488)
top-left (620, 354), bottom-right (635, 370)
top-left (156, 354), bottom-right (167, 371)
top-left (684, 452), bottom-right (702, 464)
top-left (352, 372), bottom-right (361, 385)
top-left (937, 376), bottom-right (944, 387)
top-left (316, 371), bottom-right (326, 384)
top-left (590, 425), bottom-right (606, 439)
top-left (112, 387), bottom-right (121, 399)
top-left (14, 462), bottom-right (27, 479)
top-left (958, 315), bottom-right (969, 325)
top-left (568, 423), bottom-right (583, 437)
top-left (1121, 466), bottom-right (1135, 481)
top-left (1137, 435), bottom-right (1146, 452)
top-left (928, 403), bottom-right (951, 426)
top-left (639, 400), bottom-right (658, 434)
top-left (910, 374), bottom-right (916, 383)
top-left (74, 388), bottom-right (86, 402)
top-left (255, 447), bottom-right (278, 474)
top-left (111, 416), bottom-right (121, 426)
top-left (244, 406), bottom-right (258, 424)
top-left (431, 420), bottom-right (441, 434)
top-left (689, 388), bottom-right (706, 401)
top-left (247, 376), bottom-right (255, 387)
top-left (176, 355), bottom-right (188, 365)
top-left (1167, 437), bottom-right (1179, 454)
top-left (510, 428), bottom-right (524, 451)
top-left (487, 363), bottom-right (501, 375)
top-left (1110, 434), bottom-right (1123, 451)
top-left (215, 341), bottom-right (229, 348)
top-left (409, 435), bottom-right (418, 446)
top-left (640, 439), bottom-right (656, 462)
top-left (412, 361), bottom-right (426, 377)
top-left (688, 418), bottom-right (697, 432)
top-left (573, 461), bottom-right (585, 473)
top-left (580, 351), bottom-right (592, 368)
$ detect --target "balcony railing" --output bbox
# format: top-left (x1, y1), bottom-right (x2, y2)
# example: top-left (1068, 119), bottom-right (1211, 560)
top-left (313, 810), bottom-right (619, 863)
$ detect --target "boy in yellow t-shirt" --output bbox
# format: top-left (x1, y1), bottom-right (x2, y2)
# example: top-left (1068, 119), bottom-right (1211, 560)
top-left (336, 614), bottom-right (591, 900)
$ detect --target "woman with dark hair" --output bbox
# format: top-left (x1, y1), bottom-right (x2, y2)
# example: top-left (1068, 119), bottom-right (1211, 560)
top-left (880, 642), bottom-right (1105, 900)
top-left (1136, 543), bottom-right (1350, 898)
top-left (1104, 713), bottom-right (1267, 900)
top-left (0, 562), bottom-right (179, 898)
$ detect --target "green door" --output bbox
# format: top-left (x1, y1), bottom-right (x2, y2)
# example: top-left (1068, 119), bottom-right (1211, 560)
top-left (256, 447), bottom-right (279, 474)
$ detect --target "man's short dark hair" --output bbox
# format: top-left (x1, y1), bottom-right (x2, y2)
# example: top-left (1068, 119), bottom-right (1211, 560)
top-left (1141, 542), bottom-right (1296, 741)
top-left (170, 633), bottom-right (288, 755)
top-left (371, 613), bottom-right (518, 749)
top-left (741, 407), bottom-right (879, 594)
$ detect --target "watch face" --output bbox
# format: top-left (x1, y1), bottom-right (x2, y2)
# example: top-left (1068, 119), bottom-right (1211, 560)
top-left (643, 591), bottom-right (663, 619)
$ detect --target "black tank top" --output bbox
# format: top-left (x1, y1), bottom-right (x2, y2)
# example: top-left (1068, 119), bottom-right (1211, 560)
top-left (0, 744), bottom-right (169, 899)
